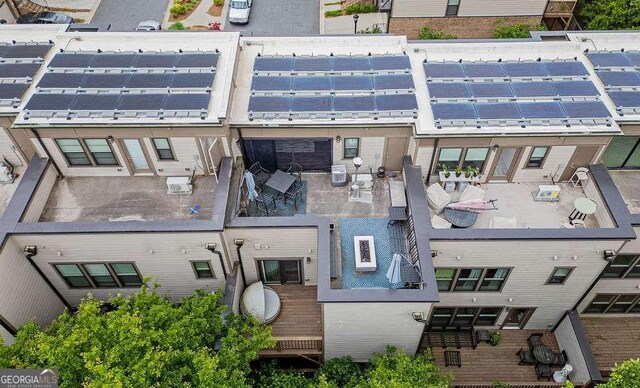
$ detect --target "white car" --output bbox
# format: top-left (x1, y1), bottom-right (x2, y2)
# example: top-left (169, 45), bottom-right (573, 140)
top-left (136, 20), bottom-right (161, 31)
top-left (228, 0), bottom-right (251, 24)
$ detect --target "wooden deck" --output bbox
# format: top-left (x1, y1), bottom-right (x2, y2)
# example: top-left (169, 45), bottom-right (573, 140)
top-left (430, 330), bottom-right (563, 386)
top-left (581, 316), bottom-right (640, 372)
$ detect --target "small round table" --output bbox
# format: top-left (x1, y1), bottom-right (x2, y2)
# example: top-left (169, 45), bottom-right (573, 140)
top-left (444, 208), bottom-right (478, 228)
top-left (533, 345), bottom-right (555, 365)
top-left (569, 197), bottom-right (597, 221)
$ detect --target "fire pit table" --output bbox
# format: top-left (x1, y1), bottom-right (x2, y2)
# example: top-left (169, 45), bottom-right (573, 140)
top-left (354, 236), bottom-right (376, 272)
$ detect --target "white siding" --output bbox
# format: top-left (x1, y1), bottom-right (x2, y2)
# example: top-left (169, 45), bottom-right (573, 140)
top-left (513, 146), bottom-right (575, 182)
top-left (620, 227), bottom-right (640, 253)
top-left (430, 239), bottom-right (625, 328)
top-left (36, 138), bottom-right (130, 177)
top-left (392, 0), bottom-right (446, 18)
top-left (554, 315), bottom-right (590, 384)
top-left (415, 146), bottom-right (433, 179)
top-left (0, 128), bottom-right (22, 166)
top-left (12, 233), bottom-right (227, 306)
top-left (458, 0), bottom-right (547, 17)
top-left (224, 227), bottom-right (318, 285)
top-left (0, 324), bottom-right (13, 345)
top-left (577, 278), bottom-right (640, 315)
top-left (0, 237), bottom-right (65, 330)
top-left (142, 137), bottom-right (203, 176)
top-left (22, 164), bottom-right (57, 223)
top-left (323, 302), bottom-right (429, 361)
top-left (333, 137), bottom-right (386, 173)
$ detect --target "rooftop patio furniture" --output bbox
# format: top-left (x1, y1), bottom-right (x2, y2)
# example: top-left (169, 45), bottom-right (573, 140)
top-left (533, 344), bottom-right (555, 365)
top-left (476, 329), bottom-right (491, 344)
top-left (265, 169), bottom-right (297, 198)
top-left (569, 197), bottom-right (597, 221)
top-left (388, 206), bottom-right (408, 226)
top-left (389, 180), bottom-right (407, 208)
top-left (255, 187), bottom-right (276, 216)
top-left (570, 167), bottom-right (590, 188)
top-left (286, 162), bottom-right (302, 183)
top-left (551, 350), bottom-right (568, 367)
top-left (535, 363), bottom-right (552, 381)
top-left (354, 236), bottom-right (377, 272)
top-left (459, 185), bottom-right (485, 202)
top-left (444, 207), bottom-right (478, 228)
top-left (240, 281), bottom-right (281, 324)
top-left (444, 350), bottom-right (462, 367)
top-left (248, 162), bottom-right (271, 187)
top-left (528, 333), bottom-right (544, 349)
top-left (284, 180), bottom-right (304, 210)
top-left (562, 219), bottom-right (586, 228)
top-left (490, 216), bottom-right (517, 228)
top-left (427, 183), bottom-right (452, 214)
top-left (517, 347), bottom-right (536, 365)
top-left (431, 214), bottom-right (452, 229)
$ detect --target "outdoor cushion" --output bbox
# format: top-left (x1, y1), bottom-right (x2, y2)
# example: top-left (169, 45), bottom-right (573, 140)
top-left (490, 216), bottom-right (517, 229)
top-left (459, 185), bottom-right (485, 202)
top-left (431, 214), bottom-right (452, 229)
top-left (427, 183), bottom-right (452, 214)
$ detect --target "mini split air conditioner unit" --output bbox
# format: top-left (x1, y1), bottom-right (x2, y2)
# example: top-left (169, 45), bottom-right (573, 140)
top-left (534, 185), bottom-right (561, 201)
top-left (166, 176), bottom-right (193, 195)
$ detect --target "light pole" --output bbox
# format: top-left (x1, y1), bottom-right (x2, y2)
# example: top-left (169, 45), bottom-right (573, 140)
top-left (353, 14), bottom-right (359, 34)
top-left (351, 157), bottom-right (363, 199)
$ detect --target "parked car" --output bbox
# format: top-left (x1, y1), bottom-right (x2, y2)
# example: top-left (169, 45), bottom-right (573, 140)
top-left (17, 12), bottom-right (73, 24)
top-left (228, 0), bottom-right (251, 24)
top-left (136, 20), bottom-right (161, 31)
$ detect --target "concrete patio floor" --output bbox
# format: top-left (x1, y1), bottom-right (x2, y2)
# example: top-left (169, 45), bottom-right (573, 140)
top-left (609, 170), bottom-right (640, 215)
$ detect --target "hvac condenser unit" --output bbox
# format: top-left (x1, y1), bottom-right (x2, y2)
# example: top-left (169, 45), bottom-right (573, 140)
top-left (166, 177), bottom-right (193, 195)
top-left (534, 185), bottom-right (561, 201)
top-left (331, 164), bottom-right (347, 187)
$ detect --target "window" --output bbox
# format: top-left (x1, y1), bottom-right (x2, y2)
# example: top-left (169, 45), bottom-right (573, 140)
top-left (110, 263), bottom-right (143, 287)
top-left (82, 263), bottom-right (117, 288)
top-left (602, 255), bottom-right (639, 278)
top-left (431, 308), bottom-right (454, 327)
top-left (546, 267), bottom-right (574, 285)
top-left (343, 138), bottom-right (359, 158)
top-left (192, 261), bottom-right (215, 278)
top-left (602, 136), bottom-right (640, 169)
top-left (454, 268), bottom-right (482, 291)
top-left (430, 307), bottom-right (503, 327)
top-left (152, 138), bottom-right (175, 160)
top-left (462, 148), bottom-right (489, 172)
top-left (436, 148), bottom-right (462, 171)
top-left (627, 260), bottom-right (640, 278)
top-left (526, 146), bottom-right (549, 168)
top-left (475, 308), bottom-right (502, 326)
top-left (437, 267), bottom-right (512, 292)
top-left (54, 264), bottom-right (91, 288)
top-left (445, 0), bottom-right (460, 16)
top-left (583, 294), bottom-right (640, 314)
top-left (608, 295), bottom-right (637, 313)
top-left (435, 268), bottom-right (456, 291)
top-left (479, 268), bottom-right (509, 291)
top-left (56, 139), bottom-right (91, 166)
top-left (85, 139), bottom-right (117, 166)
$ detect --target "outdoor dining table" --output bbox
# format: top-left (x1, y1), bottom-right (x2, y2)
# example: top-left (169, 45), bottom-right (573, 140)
top-left (533, 344), bottom-right (555, 365)
top-left (569, 197), bottom-right (597, 221)
top-left (444, 207), bottom-right (478, 228)
top-left (265, 170), bottom-right (296, 199)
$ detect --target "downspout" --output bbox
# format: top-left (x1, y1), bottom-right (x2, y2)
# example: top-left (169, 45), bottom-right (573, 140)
top-left (426, 138), bottom-right (439, 185)
top-left (29, 128), bottom-right (63, 177)
top-left (205, 243), bottom-right (227, 278)
top-left (234, 238), bottom-right (247, 287)
top-left (23, 246), bottom-right (72, 310)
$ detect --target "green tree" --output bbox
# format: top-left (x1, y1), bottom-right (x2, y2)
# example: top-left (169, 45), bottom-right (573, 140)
top-left (418, 26), bottom-right (457, 39)
top-left (578, 0), bottom-right (640, 30)
top-left (318, 356), bottom-right (363, 387)
top-left (493, 21), bottom-right (546, 39)
top-left (600, 358), bottom-right (640, 388)
top-left (0, 283), bottom-right (274, 387)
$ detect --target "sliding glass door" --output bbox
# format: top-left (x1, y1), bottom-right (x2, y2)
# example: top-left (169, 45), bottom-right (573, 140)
top-left (602, 136), bottom-right (640, 169)
top-left (258, 260), bottom-right (302, 284)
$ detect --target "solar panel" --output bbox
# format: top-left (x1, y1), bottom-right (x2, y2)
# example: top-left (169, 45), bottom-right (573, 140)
top-left (502, 62), bottom-right (548, 77)
top-left (475, 103), bottom-right (521, 120)
top-left (544, 61), bottom-right (589, 77)
top-left (332, 76), bottom-right (373, 91)
top-left (511, 81), bottom-right (556, 97)
top-left (0, 83), bottom-right (28, 99)
top-left (375, 94), bottom-right (417, 111)
top-left (82, 74), bottom-right (130, 89)
top-left (25, 93), bottom-right (75, 110)
top-left (291, 76), bottom-right (332, 91)
top-left (163, 93), bottom-right (210, 110)
top-left (431, 103), bottom-right (477, 120)
top-left (587, 52), bottom-right (634, 68)
top-left (0, 63), bottom-right (41, 78)
top-left (468, 82), bottom-right (514, 98)
top-left (127, 73), bottom-right (172, 88)
top-left (118, 94), bottom-right (167, 110)
top-left (290, 96), bottom-right (332, 111)
top-left (251, 76), bottom-right (291, 91)
top-left (551, 81), bottom-right (600, 97)
top-left (427, 82), bottom-right (471, 99)
top-left (254, 57), bottom-right (294, 72)
top-left (38, 73), bottom-right (86, 88)
top-left (423, 63), bottom-right (465, 78)
top-left (293, 57), bottom-right (332, 72)
top-left (248, 96), bottom-right (290, 112)
top-left (517, 102), bottom-right (566, 119)
top-left (463, 63), bottom-right (506, 78)
top-left (370, 56), bottom-right (410, 70)
top-left (2, 45), bottom-right (51, 59)
top-left (596, 71), bottom-right (640, 87)
top-left (71, 94), bottom-right (120, 110)
top-left (175, 53), bottom-right (219, 68)
top-left (626, 53), bottom-right (640, 67)
top-left (561, 101), bottom-right (611, 118)
top-left (332, 57), bottom-right (371, 71)
top-left (373, 74), bottom-right (414, 90)
top-left (49, 53), bottom-right (95, 68)
top-left (608, 91), bottom-right (640, 108)
top-left (170, 72), bottom-right (215, 88)
top-left (333, 95), bottom-right (375, 111)
top-left (91, 54), bottom-right (137, 68)
top-left (135, 54), bottom-right (178, 68)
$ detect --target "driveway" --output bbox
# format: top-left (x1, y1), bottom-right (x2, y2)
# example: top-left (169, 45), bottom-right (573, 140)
top-left (225, 0), bottom-right (319, 36)
top-left (91, 0), bottom-right (171, 31)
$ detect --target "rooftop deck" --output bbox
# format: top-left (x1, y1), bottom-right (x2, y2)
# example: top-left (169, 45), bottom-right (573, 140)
top-left (39, 175), bottom-right (217, 222)
top-left (609, 170), bottom-right (640, 215)
top-left (0, 166), bottom-right (24, 219)
top-left (581, 316), bottom-right (640, 373)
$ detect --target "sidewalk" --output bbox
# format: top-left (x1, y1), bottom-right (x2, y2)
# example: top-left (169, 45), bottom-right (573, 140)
top-left (45, 0), bottom-right (101, 23)
top-left (323, 12), bottom-right (387, 34)
top-left (162, 0), bottom-right (228, 30)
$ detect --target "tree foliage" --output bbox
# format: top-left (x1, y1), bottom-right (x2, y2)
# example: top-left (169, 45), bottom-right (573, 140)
top-left (418, 26), bottom-right (457, 40)
top-left (0, 284), bottom-right (274, 387)
top-left (577, 0), bottom-right (640, 30)
top-left (600, 358), bottom-right (640, 388)
top-left (493, 21), bottom-right (546, 39)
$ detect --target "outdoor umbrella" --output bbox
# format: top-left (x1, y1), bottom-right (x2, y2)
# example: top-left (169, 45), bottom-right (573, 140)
top-left (386, 253), bottom-right (403, 285)
top-left (244, 171), bottom-right (259, 201)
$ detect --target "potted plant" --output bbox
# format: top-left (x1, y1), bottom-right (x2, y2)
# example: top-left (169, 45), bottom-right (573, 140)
top-left (454, 165), bottom-right (462, 178)
top-left (490, 331), bottom-right (501, 346)
top-left (439, 163), bottom-right (450, 178)
top-left (464, 165), bottom-right (474, 178)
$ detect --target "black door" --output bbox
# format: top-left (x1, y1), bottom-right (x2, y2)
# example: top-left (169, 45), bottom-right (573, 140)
top-left (243, 138), bottom-right (332, 172)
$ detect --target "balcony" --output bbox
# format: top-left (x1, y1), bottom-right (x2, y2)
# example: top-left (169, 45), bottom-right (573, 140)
top-left (581, 316), bottom-right (640, 378)
top-left (544, 0), bottom-right (577, 17)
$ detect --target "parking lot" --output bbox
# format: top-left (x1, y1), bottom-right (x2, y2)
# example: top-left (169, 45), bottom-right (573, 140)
top-left (224, 0), bottom-right (319, 36)
top-left (91, 0), bottom-right (171, 31)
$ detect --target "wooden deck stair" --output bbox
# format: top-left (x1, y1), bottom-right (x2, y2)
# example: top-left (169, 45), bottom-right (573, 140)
top-left (420, 328), bottom-right (478, 350)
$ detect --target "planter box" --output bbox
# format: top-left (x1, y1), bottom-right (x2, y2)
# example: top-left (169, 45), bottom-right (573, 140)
top-left (354, 235), bottom-right (376, 272)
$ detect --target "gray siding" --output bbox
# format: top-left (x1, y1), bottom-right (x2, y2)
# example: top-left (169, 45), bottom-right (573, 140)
top-left (554, 314), bottom-right (590, 384)
top-left (323, 302), bottom-right (429, 362)
top-left (0, 324), bottom-right (13, 345)
top-left (392, 0), bottom-right (546, 18)
top-left (22, 164), bottom-right (57, 223)
top-left (142, 137), bottom-right (204, 176)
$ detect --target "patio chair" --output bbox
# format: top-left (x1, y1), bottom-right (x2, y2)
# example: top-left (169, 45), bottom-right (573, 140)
top-left (535, 363), bottom-right (552, 381)
top-left (528, 333), bottom-right (544, 350)
top-left (427, 183), bottom-right (452, 214)
top-left (284, 181), bottom-right (304, 210)
top-left (517, 347), bottom-right (536, 365)
top-left (431, 214), bottom-right (452, 229)
top-left (255, 187), bottom-right (276, 216)
top-left (459, 185), bottom-right (485, 202)
top-left (248, 162), bottom-right (271, 188)
top-left (286, 162), bottom-right (303, 183)
top-left (444, 350), bottom-right (462, 367)
top-left (551, 350), bottom-right (568, 366)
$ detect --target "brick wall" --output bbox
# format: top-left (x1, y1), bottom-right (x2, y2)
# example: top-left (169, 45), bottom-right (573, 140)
top-left (389, 16), bottom-right (543, 39)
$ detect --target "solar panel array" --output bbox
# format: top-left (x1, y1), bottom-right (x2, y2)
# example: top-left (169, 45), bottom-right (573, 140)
top-left (25, 51), bottom-right (219, 120)
top-left (248, 54), bottom-right (417, 120)
top-left (424, 60), bottom-right (613, 128)
top-left (0, 42), bottom-right (52, 108)
top-left (586, 50), bottom-right (640, 116)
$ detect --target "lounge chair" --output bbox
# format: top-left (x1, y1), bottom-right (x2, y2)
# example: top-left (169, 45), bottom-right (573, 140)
top-left (459, 185), bottom-right (485, 202)
top-left (431, 214), bottom-right (452, 229)
top-left (427, 183), bottom-right (452, 214)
